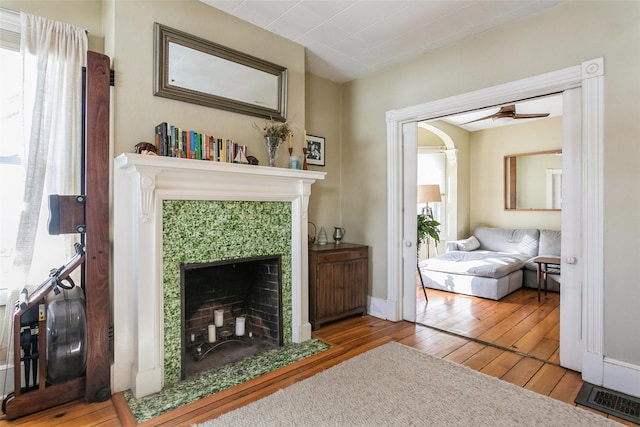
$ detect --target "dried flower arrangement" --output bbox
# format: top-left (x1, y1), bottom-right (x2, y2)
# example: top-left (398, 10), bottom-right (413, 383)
top-left (253, 118), bottom-right (291, 140)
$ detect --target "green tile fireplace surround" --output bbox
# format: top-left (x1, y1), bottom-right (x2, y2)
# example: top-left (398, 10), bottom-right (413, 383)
top-left (162, 199), bottom-right (293, 385)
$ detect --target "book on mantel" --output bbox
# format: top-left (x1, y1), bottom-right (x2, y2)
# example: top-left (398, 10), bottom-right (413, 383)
top-left (155, 122), bottom-right (248, 163)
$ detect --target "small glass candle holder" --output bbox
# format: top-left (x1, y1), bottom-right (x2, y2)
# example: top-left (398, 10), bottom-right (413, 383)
top-left (289, 156), bottom-right (301, 169)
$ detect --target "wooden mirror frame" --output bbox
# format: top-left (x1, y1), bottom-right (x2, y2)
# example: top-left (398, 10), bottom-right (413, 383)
top-left (154, 23), bottom-right (287, 121)
top-left (504, 149), bottom-right (562, 211)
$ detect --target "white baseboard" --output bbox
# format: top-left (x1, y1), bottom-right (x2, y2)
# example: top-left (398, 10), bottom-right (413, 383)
top-left (582, 350), bottom-right (604, 385)
top-left (603, 357), bottom-right (640, 398)
top-left (367, 296), bottom-right (389, 320)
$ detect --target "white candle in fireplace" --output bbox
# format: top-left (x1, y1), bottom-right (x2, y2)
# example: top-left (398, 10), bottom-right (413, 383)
top-left (207, 324), bottom-right (216, 343)
top-left (214, 309), bottom-right (224, 327)
top-left (235, 317), bottom-right (245, 336)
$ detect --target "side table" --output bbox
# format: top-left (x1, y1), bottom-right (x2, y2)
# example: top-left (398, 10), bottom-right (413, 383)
top-left (532, 256), bottom-right (561, 301)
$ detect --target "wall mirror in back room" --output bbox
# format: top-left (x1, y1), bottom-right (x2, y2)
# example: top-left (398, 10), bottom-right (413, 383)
top-left (154, 23), bottom-right (287, 121)
top-left (504, 149), bottom-right (562, 210)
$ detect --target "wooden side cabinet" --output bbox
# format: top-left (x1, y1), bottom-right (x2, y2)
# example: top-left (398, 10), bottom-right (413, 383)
top-left (308, 243), bottom-right (368, 330)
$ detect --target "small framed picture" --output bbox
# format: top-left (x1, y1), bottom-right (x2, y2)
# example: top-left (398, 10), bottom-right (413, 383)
top-left (306, 135), bottom-right (325, 166)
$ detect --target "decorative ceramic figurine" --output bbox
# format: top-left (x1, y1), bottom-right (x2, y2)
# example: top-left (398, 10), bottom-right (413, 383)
top-left (317, 226), bottom-right (328, 245)
top-left (134, 142), bottom-right (157, 155)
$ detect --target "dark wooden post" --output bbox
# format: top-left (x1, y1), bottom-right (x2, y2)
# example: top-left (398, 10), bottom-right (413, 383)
top-left (83, 50), bottom-right (111, 402)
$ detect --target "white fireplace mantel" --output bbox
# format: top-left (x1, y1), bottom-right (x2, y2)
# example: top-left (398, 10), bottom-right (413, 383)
top-left (111, 153), bottom-right (325, 398)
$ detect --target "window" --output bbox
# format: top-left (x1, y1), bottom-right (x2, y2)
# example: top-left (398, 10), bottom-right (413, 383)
top-left (0, 11), bottom-right (87, 305)
top-left (417, 149), bottom-right (447, 240)
top-left (0, 11), bottom-right (88, 383)
top-left (0, 12), bottom-right (22, 305)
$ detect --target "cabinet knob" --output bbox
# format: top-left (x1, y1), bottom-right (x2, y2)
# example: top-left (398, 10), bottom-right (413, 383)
top-left (405, 241), bottom-right (412, 247)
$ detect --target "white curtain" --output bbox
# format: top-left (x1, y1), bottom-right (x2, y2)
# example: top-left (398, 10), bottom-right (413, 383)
top-left (1, 12), bottom-right (86, 391)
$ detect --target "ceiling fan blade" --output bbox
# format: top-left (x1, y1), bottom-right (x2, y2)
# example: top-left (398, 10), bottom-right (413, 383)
top-left (462, 104), bottom-right (515, 124)
top-left (512, 112), bottom-right (550, 119)
top-left (460, 104), bottom-right (549, 125)
top-left (462, 112), bottom-right (499, 124)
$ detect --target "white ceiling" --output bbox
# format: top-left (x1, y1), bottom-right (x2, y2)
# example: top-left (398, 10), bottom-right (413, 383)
top-left (200, 0), bottom-right (562, 84)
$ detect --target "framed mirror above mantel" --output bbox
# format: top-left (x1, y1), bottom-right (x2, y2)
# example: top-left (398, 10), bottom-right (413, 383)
top-left (504, 149), bottom-right (562, 211)
top-left (154, 23), bottom-right (288, 121)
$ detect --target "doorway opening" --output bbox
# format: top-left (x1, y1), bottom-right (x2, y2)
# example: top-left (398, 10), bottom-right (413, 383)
top-left (387, 58), bottom-right (605, 380)
top-left (413, 96), bottom-right (562, 363)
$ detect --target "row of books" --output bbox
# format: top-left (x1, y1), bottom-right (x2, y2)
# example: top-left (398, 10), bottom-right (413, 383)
top-left (154, 122), bottom-right (248, 163)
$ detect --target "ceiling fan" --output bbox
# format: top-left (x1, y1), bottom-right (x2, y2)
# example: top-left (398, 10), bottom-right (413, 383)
top-left (464, 104), bottom-right (550, 124)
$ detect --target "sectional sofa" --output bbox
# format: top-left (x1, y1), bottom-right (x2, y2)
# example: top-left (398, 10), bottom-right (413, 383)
top-left (418, 226), bottom-right (561, 300)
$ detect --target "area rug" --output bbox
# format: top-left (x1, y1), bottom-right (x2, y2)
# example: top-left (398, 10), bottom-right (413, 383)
top-left (124, 339), bottom-right (330, 423)
top-left (196, 342), bottom-right (620, 427)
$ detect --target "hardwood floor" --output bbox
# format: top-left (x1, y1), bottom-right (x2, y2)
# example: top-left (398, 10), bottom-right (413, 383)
top-left (0, 305), bottom-right (634, 426)
top-left (416, 287), bottom-right (561, 364)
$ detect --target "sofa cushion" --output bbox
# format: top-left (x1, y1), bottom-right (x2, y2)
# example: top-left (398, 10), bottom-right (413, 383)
top-left (539, 229), bottom-right (561, 256)
top-left (474, 226), bottom-right (540, 257)
top-left (421, 250), bottom-right (528, 279)
top-left (458, 236), bottom-right (481, 251)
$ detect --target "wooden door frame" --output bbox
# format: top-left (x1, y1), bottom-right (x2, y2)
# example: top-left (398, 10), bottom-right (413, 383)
top-left (385, 58), bottom-right (604, 384)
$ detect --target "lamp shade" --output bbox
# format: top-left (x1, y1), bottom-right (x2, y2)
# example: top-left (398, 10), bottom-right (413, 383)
top-left (417, 184), bottom-right (441, 203)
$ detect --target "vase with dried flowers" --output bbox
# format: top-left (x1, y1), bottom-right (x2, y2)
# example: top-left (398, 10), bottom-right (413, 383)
top-left (253, 118), bottom-right (291, 167)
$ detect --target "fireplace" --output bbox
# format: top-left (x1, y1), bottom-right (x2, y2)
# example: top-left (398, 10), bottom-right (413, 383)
top-left (112, 153), bottom-right (325, 398)
top-left (162, 199), bottom-right (292, 386)
top-left (181, 255), bottom-right (283, 380)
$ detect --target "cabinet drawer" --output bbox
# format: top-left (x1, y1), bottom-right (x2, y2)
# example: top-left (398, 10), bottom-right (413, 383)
top-left (317, 249), bottom-right (367, 263)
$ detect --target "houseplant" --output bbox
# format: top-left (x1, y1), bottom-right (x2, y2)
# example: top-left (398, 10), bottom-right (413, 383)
top-left (417, 214), bottom-right (440, 253)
